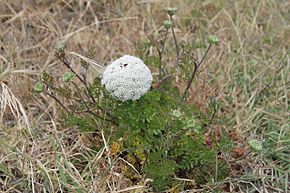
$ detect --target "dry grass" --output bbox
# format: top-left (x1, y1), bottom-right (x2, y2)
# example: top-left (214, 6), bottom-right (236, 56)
top-left (0, 0), bottom-right (289, 192)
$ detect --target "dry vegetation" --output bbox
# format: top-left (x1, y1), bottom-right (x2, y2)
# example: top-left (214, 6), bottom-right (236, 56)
top-left (0, 0), bottom-right (289, 192)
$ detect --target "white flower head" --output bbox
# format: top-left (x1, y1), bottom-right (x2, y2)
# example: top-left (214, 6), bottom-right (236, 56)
top-left (101, 55), bottom-right (153, 101)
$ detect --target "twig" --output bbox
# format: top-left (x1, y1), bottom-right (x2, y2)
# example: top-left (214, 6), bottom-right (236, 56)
top-left (46, 91), bottom-right (70, 114)
top-left (71, 81), bottom-right (118, 125)
top-left (157, 29), bottom-right (169, 80)
top-left (170, 15), bottom-right (180, 69)
top-left (182, 44), bottom-right (212, 100)
top-left (57, 52), bottom-right (117, 121)
top-left (60, 55), bottom-right (96, 104)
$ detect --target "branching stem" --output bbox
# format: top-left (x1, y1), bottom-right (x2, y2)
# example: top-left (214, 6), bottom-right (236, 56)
top-left (61, 56), bottom-right (96, 103)
top-left (46, 91), bottom-right (70, 114)
top-left (182, 44), bottom-right (212, 100)
top-left (71, 81), bottom-right (117, 125)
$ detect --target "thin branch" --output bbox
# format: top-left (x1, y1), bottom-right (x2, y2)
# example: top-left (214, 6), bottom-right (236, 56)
top-left (46, 91), bottom-right (70, 114)
top-left (60, 56), bottom-right (96, 104)
top-left (157, 29), bottom-right (169, 80)
top-left (62, 57), bottom-right (86, 86)
top-left (170, 15), bottom-right (180, 69)
top-left (161, 29), bottom-right (169, 75)
top-left (71, 81), bottom-right (118, 125)
top-left (79, 109), bottom-right (118, 125)
top-left (197, 44), bottom-right (212, 69)
top-left (182, 44), bottom-right (212, 100)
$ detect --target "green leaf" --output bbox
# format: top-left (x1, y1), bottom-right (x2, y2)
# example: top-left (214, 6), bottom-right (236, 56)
top-left (33, 82), bottom-right (45, 94)
top-left (249, 139), bottom-right (263, 151)
top-left (62, 71), bottom-right (74, 83)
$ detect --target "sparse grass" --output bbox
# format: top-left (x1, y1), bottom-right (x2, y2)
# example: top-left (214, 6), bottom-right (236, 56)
top-left (0, 0), bottom-right (289, 192)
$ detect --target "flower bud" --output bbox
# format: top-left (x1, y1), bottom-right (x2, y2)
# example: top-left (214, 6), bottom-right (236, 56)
top-left (163, 20), bottom-right (173, 29)
top-left (164, 7), bottom-right (178, 16)
top-left (208, 35), bottom-right (220, 45)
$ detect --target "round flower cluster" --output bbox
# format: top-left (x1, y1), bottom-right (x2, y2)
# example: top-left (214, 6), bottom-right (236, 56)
top-left (101, 55), bottom-right (153, 101)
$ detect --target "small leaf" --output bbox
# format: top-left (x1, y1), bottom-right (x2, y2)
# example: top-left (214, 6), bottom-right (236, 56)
top-left (249, 139), bottom-right (263, 151)
top-left (55, 42), bottom-right (65, 52)
top-left (42, 72), bottom-right (53, 87)
top-left (62, 71), bottom-right (74, 83)
top-left (170, 109), bottom-right (183, 119)
top-left (33, 82), bottom-right (45, 94)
